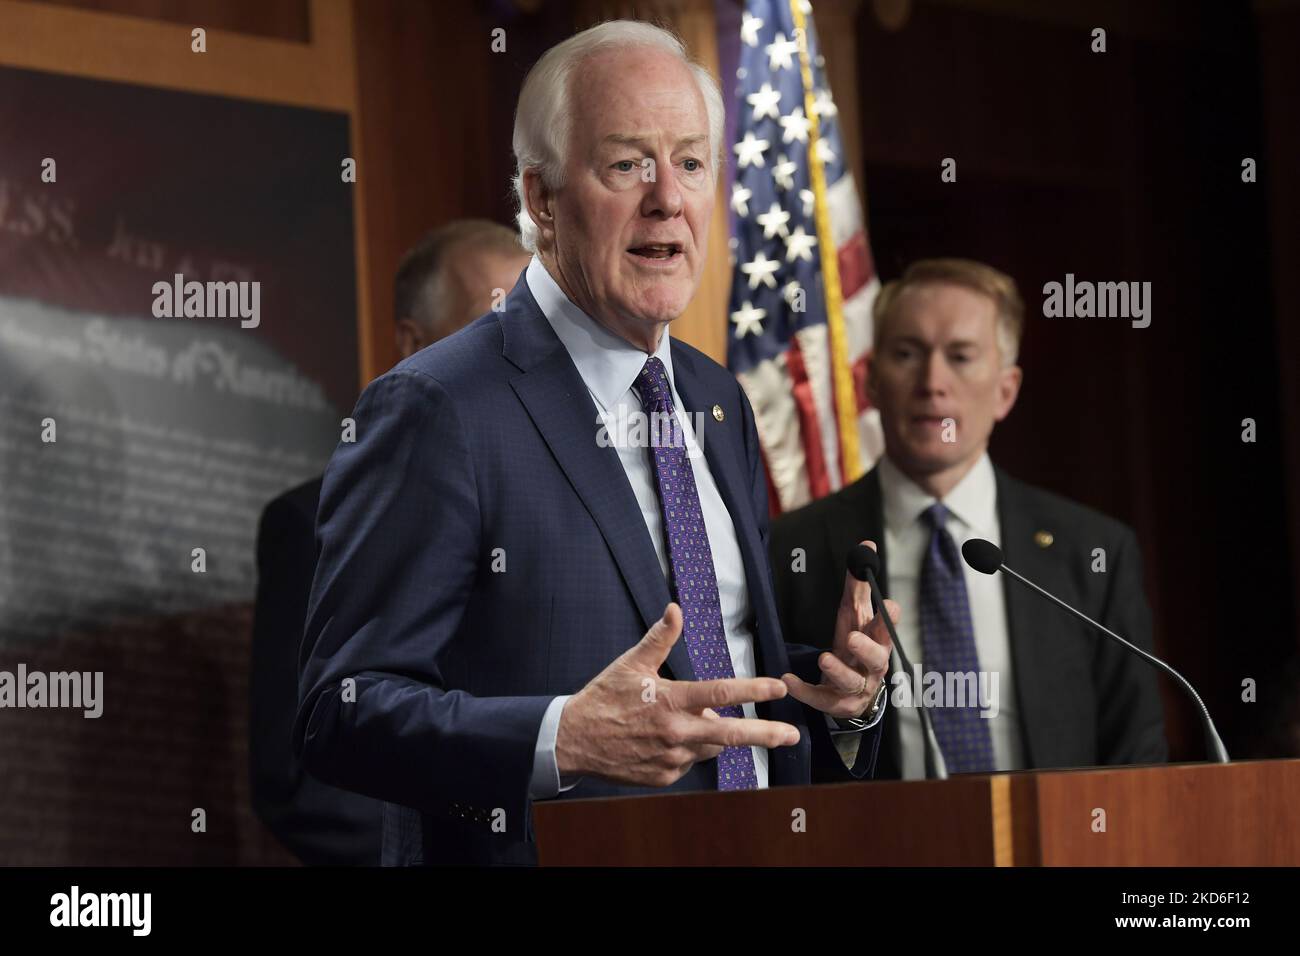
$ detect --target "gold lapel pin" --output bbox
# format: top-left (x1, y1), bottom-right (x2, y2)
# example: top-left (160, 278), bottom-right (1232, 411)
top-left (1034, 530), bottom-right (1054, 548)
top-left (712, 404), bottom-right (725, 422)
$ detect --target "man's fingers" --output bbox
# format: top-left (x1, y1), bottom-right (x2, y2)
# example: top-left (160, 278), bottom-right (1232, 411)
top-left (839, 540), bottom-right (878, 617)
top-left (624, 603), bottom-right (683, 669)
top-left (864, 599), bottom-right (899, 655)
top-left (818, 649), bottom-right (870, 695)
top-left (676, 714), bottom-right (801, 749)
top-left (676, 675), bottom-right (788, 712)
top-left (842, 630), bottom-right (892, 676)
top-left (833, 540), bottom-right (877, 658)
top-left (780, 671), bottom-right (844, 713)
top-left (782, 670), bottom-right (880, 719)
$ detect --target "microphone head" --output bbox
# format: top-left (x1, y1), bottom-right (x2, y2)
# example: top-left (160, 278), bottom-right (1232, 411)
top-left (961, 538), bottom-right (1003, 575)
top-left (846, 543), bottom-right (881, 582)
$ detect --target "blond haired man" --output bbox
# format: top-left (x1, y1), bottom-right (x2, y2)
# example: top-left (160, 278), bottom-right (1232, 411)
top-left (771, 258), bottom-right (1167, 779)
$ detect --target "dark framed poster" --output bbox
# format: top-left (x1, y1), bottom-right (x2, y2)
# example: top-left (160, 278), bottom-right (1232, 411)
top-left (0, 64), bottom-right (357, 863)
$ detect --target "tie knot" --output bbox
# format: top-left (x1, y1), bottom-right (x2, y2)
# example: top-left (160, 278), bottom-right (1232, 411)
top-left (636, 356), bottom-right (673, 412)
top-left (922, 502), bottom-right (950, 530)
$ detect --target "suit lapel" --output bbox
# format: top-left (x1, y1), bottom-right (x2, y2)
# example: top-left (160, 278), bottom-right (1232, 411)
top-left (673, 344), bottom-right (814, 781)
top-left (826, 467), bottom-right (888, 594)
top-left (502, 278), bottom-right (693, 682)
top-left (671, 343), bottom-right (787, 682)
top-left (995, 468), bottom-right (1057, 768)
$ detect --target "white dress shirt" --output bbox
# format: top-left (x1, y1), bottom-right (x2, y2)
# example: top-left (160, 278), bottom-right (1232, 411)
top-left (878, 452), bottom-right (1026, 779)
top-left (524, 257), bottom-right (875, 798)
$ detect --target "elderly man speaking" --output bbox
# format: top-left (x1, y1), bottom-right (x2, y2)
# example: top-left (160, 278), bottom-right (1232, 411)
top-left (295, 20), bottom-right (897, 866)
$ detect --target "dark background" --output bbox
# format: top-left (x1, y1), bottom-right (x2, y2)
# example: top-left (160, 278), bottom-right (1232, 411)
top-left (851, 0), bottom-right (1299, 762)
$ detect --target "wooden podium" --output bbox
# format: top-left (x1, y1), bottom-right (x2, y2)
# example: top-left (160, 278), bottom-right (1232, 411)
top-left (533, 759), bottom-right (1300, 866)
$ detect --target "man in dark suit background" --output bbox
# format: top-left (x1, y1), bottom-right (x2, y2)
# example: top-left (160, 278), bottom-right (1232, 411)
top-left (249, 220), bottom-right (529, 865)
top-left (293, 21), bottom-right (899, 866)
top-left (770, 258), bottom-right (1168, 779)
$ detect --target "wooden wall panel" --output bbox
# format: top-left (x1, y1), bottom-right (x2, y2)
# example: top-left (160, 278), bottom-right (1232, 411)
top-left (18, 0), bottom-right (312, 42)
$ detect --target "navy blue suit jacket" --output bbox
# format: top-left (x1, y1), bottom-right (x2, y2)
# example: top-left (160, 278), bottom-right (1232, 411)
top-left (294, 272), bottom-right (883, 865)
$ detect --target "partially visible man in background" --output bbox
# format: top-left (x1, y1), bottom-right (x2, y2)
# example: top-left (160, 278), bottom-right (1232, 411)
top-left (770, 258), bottom-right (1167, 779)
top-left (249, 220), bottom-right (529, 865)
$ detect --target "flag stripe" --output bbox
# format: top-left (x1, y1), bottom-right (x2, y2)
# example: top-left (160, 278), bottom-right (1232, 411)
top-left (727, 0), bottom-right (884, 514)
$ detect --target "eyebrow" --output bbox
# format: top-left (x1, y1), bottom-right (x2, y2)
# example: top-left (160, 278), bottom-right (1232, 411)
top-left (889, 336), bottom-right (982, 350)
top-left (599, 133), bottom-right (709, 151)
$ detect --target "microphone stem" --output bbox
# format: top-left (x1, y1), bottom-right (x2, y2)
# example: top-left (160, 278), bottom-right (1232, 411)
top-left (999, 564), bottom-right (1229, 763)
top-left (863, 566), bottom-right (949, 780)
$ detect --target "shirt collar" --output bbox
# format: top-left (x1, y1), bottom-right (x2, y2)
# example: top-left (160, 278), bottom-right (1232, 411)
top-left (525, 256), bottom-right (674, 412)
top-left (878, 450), bottom-right (998, 540)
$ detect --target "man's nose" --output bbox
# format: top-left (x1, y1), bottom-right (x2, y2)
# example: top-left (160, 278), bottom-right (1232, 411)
top-left (641, 159), bottom-right (683, 219)
top-left (918, 350), bottom-right (950, 394)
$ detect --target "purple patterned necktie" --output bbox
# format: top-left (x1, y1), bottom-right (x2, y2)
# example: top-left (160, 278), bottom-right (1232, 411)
top-left (918, 503), bottom-right (997, 773)
top-left (635, 356), bottom-right (758, 791)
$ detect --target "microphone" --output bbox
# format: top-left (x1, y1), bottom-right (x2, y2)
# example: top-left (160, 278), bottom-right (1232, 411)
top-left (847, 544), bottom-right (949, 780)
top-left (959, 538), bottom-right (1229, 763)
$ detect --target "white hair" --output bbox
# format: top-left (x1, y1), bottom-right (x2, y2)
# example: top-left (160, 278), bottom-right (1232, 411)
top-left (511, 20), bottom-right (725, 254)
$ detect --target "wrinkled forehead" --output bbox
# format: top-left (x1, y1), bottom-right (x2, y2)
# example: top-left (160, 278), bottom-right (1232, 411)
top-left (569, 48), bottom-right (709, 155)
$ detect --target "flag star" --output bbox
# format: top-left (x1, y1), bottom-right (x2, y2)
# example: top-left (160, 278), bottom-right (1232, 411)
top-left (782, 279), bottom-right (804, 307)
top-left (779, 106), bottom-right (811, 144)
top-left (814, 137), bottom-right (836, 165)
top-left (784, 225), bottom-right (818, 263)
top-left (741, 11), bottom-right (763, 47)
top-left (765, 32), bottom-right (799, 72)
top-left (755, 201), bottom-right (791, 240)
top-left (731, 181), bottom-right (753, 217)
top-left (740, 251), bottom-right (781, 290)
top-left (746, 82), bottom-right (782, 122)
top-left (812, 88), bottom-right (838, 119)
top-left (734, 131), bottom-right (770, 169)
top-left (800, 188), bottom-right (815, 217)
top-left (731, 300), bottom-right (767, 338)
top-left (771, 154), bottom-right (797, 192)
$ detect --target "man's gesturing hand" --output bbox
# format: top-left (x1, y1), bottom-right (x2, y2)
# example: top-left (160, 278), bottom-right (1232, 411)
top-left (555, 603), bottom-right (801, 787)
top-left (781, 539), bottom-right (899, 720)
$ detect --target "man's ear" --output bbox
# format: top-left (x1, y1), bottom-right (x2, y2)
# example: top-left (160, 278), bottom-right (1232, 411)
top-left (522, 167), bottom-right (555, 244)
top-left (992, 364), bottom-right (1023, 422)
top-left (395, 317), bottom-right (427, 360)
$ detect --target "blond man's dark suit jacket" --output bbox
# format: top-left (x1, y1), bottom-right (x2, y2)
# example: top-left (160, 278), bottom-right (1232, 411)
top-left (769, 464), bottom-right (1168, 778)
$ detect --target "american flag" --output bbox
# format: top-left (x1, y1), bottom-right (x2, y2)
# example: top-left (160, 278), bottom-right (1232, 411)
top-left (726, 0), bottom-right (884, 515)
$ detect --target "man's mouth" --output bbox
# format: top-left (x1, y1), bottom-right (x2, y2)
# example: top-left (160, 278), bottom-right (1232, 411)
top-left (627, 243), bottom-right (682, 260)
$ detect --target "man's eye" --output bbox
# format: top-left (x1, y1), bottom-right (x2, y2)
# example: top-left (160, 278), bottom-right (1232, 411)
top-left (613, 160), bottom-right (637, 172)
top-left (683, 158), bottom-right (702, 172)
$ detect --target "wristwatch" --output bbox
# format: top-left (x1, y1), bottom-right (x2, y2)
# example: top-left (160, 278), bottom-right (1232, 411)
top-left (831, 679), bottom-right (887, 731)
